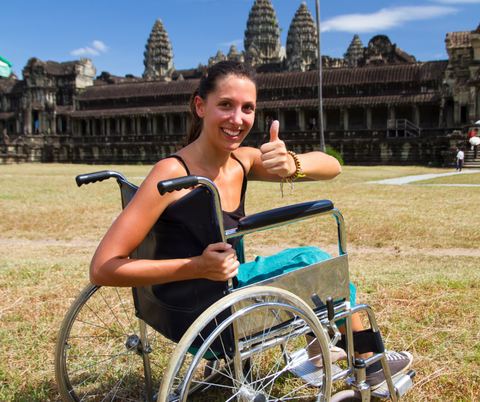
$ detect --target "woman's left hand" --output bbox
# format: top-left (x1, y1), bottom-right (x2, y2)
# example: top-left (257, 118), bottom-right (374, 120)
top-left (259, 120), bottom-right (295, 177)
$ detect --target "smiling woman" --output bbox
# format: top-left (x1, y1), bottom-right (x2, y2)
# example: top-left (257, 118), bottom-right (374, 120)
top-left (89, 60), bottom-right (342, 288)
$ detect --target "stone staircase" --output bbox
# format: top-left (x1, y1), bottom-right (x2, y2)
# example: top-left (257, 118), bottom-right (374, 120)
top-left (463, 148), bottom-right (480, 169)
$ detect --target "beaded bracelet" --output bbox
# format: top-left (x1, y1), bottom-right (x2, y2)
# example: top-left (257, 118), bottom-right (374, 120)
top-left (280, 151), bottom-right (306, 197)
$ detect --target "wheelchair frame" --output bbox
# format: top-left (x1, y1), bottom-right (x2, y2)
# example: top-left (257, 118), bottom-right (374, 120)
top-left (55, 170), bottom-right (415, 402)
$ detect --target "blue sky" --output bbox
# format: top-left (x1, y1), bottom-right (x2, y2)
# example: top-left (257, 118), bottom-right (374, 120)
top-left (1, 0), bottom-right (479, 79)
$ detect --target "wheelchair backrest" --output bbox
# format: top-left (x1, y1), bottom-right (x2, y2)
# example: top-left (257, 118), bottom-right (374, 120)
top-left (117, 178), bottom-right (233, 351)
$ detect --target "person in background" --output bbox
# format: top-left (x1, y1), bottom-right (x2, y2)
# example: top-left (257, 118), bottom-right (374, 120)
top-left (456, 148), bottom-right (464, 171)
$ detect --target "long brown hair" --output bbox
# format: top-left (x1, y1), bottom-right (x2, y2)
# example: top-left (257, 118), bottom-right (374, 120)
top-left (186, 61), bottom-right (257, 145)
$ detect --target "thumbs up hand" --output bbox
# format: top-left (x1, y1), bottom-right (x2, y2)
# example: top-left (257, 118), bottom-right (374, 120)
top-left (259, 120), bottom-right (296, 177)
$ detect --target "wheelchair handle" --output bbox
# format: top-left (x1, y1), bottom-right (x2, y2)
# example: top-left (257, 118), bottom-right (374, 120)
top-left (157, 175), bottom-right (199, 195)
top-left (75, 170), bottom-right (127, 187)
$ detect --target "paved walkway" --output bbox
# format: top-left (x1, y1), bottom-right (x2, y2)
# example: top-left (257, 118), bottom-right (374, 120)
top-left (368, 170), bottom-right (480, 186)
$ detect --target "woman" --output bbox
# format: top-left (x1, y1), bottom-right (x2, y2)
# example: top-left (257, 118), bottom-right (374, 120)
top-left (90, 61), bottom-right (411, 389)
top-left (90, 61), bottom-right (340, 287)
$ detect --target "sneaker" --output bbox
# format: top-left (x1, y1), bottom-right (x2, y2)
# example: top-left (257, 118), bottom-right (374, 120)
top-left (366, 350), bottom-right (413, 390)
top-left (305, 334), bottom-right (347, 367)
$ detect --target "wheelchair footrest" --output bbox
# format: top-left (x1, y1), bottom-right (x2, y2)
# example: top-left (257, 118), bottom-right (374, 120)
top-left (287, 348), bottom-right (343, 387)
top-left (371, 371), bottom-right (415, 399)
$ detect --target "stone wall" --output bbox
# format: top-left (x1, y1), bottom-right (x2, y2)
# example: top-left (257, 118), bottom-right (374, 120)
top-left (0, 132), bottom-right (466, 167)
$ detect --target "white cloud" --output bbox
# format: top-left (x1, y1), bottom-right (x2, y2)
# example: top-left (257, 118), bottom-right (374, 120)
top-left (430, 0), bottom-right (480, 3)
top-left (220, 39), bottom-right (244, 48)
top-left (321, 6), bottom-right (458, 33)
top-left (71, 41), bottom-right (108, 57)
top-left (93, 40), bottom-right (109, 52)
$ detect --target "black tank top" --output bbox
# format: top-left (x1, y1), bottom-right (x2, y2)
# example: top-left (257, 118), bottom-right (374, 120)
top-left (166, 154), bottom-right (247, 234)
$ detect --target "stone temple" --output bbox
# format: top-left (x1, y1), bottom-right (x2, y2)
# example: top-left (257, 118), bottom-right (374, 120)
top-left (1, 0), bottom-right (479, 167)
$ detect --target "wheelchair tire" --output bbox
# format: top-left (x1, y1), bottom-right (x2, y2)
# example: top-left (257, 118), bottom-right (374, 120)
top-left (55, 283), bottom-right (173, 402)
top-left (159, 286), bottom-right (332, 402)
top-left (330, 390), bottom-right (363, 401)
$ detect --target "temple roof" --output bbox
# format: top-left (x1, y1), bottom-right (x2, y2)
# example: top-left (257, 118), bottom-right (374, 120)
top-left (23, 58), bottom-right (84, 76)
top-left (71, 61), bottom-right (448, 117)
top-left (257, 61), bottom-right (447, 89)
top-left (0, 77), bottom-right (24, 94)
top-left (258, 93), bottom-right (440, 109)
top-left (71, 104), bottom-right (189, 118)
top-left (445, 30), bottom-right (471, 49)
top-left (79, 79), bottom-right (198, 101)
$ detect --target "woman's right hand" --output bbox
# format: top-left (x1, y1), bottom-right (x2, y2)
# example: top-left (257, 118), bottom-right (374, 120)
top-left (196, 243), bottom-right (240, 281)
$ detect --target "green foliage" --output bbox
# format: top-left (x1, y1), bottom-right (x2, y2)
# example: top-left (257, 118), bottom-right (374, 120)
top-left (325, 148), bottom-right (344, 166)
top-left (427, 160), bottom-right (442, 168)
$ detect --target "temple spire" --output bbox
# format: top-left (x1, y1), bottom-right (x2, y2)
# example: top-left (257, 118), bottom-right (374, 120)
top-left (344, 35), bottom-right (364, 67)
top-left (244, 0), bottom-right (285, 65)
top-left (286, 2), bottom-right (317, 71)
top-left (143, 19), bottom-right (175, 79)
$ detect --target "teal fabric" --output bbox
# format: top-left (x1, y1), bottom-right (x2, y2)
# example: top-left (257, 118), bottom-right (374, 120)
top-left (188, 247), bottom-right (356, 357)
top-left (236, 247), bottom-right (332, 288)
top-left (236, 247), bottom-right (356, 325)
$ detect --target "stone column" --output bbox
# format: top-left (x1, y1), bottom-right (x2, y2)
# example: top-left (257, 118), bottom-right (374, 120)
top-left (136, 117), bottom-right (141, 135)
top-left (66, 116), bottom-right (71, 135)
top-left (51, 112), bottom-right (56, 135)
top-left (438, 103), bottom-right (444, 127)
top-left (343, 108), bottom-right (349, 130)
top-left (25, 107), bottom-right (32, 134)
top-left (469, 86), bottom-right (476, 123)
top-left (181, 115), bottom-right (185, 134)
top-left (86, 119), bottom-right (91, 136)
top-left (366, 107), bottom-right (372, 129)
top-left (453, 101), bottom-right (460, 124)
top-left (339, 109), bottom-right (344, 130)
top-left (322, 110), bottom-right (327, 130)
top-left (413, 106), bottom-right (420, 126)
top-left (147, 116), bottom-right (152, 134)
top-left (279, 111), bottom-right (285, 131)
top-left (388, 106), bottom-right (395, 121)
top-left (152, 116), bottom-right (157, 134)
top-left (130, 117), bottom-right (136, 135)
top-left (163, 114), bottom-right (168, 133)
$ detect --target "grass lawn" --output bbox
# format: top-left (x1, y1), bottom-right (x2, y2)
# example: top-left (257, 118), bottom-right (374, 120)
top-left (0, 164), bottom-right (479, 401)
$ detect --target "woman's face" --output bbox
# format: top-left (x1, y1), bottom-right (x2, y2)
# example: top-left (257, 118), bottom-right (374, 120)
top-left (195, 74), bottom-right (256, 151)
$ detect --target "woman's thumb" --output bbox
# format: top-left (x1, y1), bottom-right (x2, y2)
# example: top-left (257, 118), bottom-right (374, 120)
top-left (269, 120), bottom-right (279, 142)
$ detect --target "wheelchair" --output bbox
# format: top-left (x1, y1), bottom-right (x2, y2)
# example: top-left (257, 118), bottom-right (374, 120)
top-left (55, 170), bottom-right (415, 402)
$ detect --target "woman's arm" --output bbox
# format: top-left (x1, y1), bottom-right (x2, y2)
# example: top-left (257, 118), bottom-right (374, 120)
top-left (89, 159), bottom-right (239, 287)
top-left (238, 120), bottom-right (342, 182)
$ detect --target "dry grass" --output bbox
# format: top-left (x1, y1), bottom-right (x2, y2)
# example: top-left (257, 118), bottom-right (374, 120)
top-left (1, 164), bottom-right (479, 401)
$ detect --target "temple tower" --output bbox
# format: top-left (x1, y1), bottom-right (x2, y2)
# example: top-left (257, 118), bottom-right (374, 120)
top-left (143, 19), bottom-right (175, 79)
top-left (286, 2), bottom-right (317, 71)
top-left (344, 35), bottom-right (364, 67)
top-left (244, 0), bottom-right (285, 65)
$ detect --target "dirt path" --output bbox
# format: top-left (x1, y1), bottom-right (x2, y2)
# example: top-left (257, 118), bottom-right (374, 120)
top-left (251, 243), bottom-right (480, 257)
top-left (3, 238), bottom-right (479, 257)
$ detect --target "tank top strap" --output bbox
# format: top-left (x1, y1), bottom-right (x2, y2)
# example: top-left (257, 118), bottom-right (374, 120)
top-left (231, 152), bottom-right (247, 197)
top-left (165, 155), bottom-right (190, 175)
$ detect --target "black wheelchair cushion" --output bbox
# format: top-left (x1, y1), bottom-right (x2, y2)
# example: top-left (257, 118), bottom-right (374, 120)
top-left (118, 179), bottom-right (233, 353)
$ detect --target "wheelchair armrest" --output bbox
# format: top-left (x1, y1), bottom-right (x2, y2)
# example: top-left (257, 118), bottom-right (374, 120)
top-left (237, 200), bottom-right (334, 231)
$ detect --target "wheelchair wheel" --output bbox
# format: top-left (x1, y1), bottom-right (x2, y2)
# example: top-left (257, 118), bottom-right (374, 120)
top-left (55, 283), bottom-right (174, 402)
top-left (159, 286), bottom-right (332, 402)
top-left (330, 390), bottom-right (362, 401)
